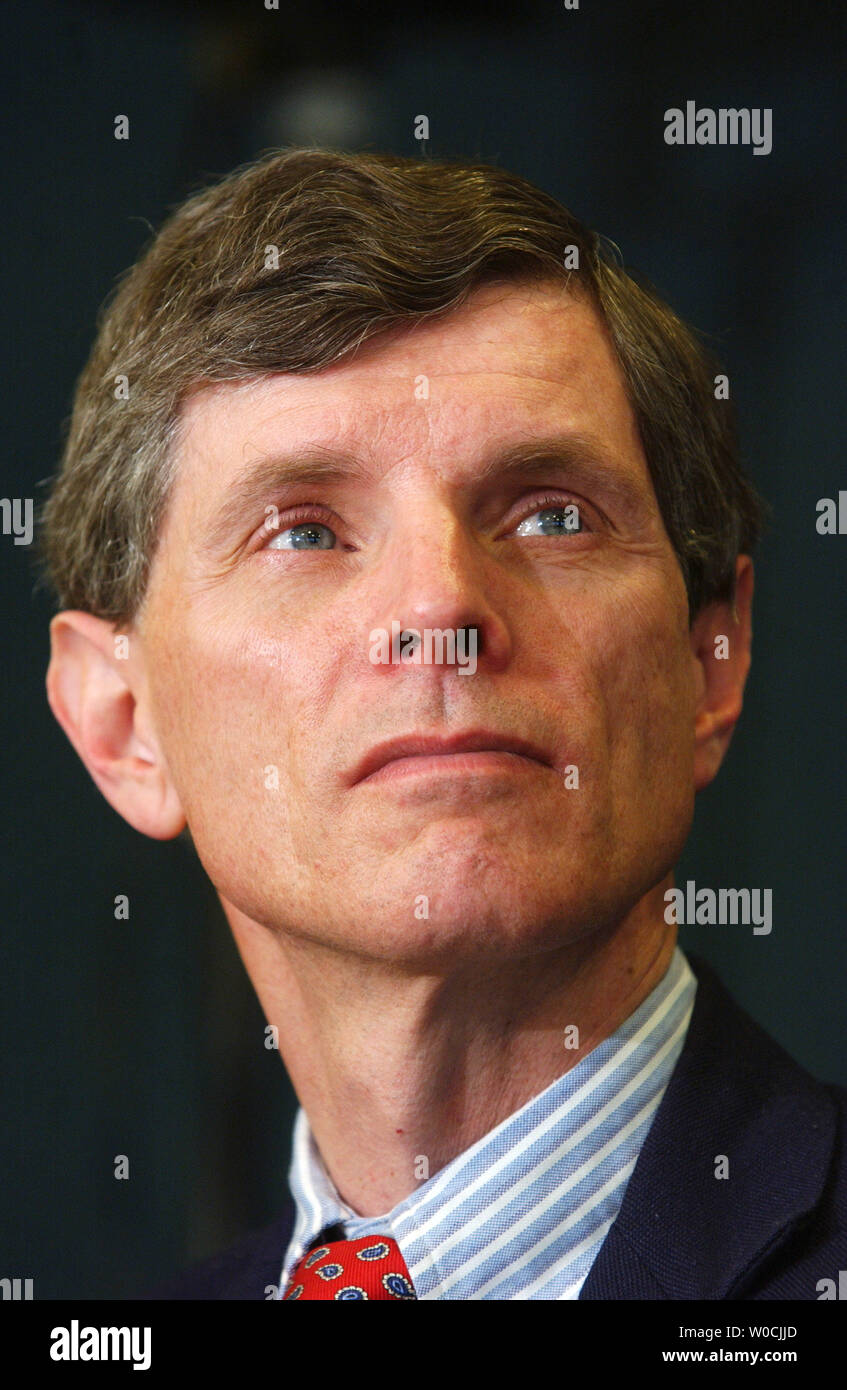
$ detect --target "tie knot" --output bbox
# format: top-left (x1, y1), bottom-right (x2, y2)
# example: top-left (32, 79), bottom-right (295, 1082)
top-left (282, 1233), bottom-right (417, 1300)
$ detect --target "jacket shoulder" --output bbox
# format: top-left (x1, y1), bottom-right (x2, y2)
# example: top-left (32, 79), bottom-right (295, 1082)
top-left (140, 1208), bottom-right (295, 1300)
top-left (583, 954), bottom-right (847, 1299)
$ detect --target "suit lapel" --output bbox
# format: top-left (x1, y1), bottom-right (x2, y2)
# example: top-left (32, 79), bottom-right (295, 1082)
top-left (580, 953), bottom-right (837, 1299)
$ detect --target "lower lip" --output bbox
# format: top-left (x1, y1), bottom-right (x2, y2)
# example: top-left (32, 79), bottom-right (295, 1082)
top-left (359, 750), bottom-right (547, 784)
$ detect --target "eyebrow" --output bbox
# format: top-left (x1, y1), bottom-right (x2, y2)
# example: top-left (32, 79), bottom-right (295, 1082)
top-left (476, 434), bottom-right (648, 512)
top-left (204, 449), bottom-right (369, 553)
top-left (202, 432), bottom-right (649, 553)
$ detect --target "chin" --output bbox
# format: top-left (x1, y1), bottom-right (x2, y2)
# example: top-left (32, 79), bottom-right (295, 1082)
top-left (343, 869), bottom-right (604, 970)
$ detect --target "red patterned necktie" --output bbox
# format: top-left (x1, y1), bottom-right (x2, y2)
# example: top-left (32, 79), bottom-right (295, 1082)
top-left (282, 1234), bottom-right (417, 1300)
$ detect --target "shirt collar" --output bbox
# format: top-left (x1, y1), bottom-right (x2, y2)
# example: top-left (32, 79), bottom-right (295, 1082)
top-left (281, 945), bottom-right (696, 1298)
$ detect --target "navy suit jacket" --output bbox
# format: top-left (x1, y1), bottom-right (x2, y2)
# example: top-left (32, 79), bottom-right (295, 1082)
top-left (144, 953), bottom-right (847, 1299)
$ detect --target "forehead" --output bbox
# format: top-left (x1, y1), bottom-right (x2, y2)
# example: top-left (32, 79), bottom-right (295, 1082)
top-left (172, 280), bottom-right (645, 498)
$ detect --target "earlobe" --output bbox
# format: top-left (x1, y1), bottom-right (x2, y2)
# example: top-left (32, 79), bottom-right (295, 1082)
top-left (691, 556), bottom-right (754, 792)
top-left (46, 610), bottom-right (186, 840)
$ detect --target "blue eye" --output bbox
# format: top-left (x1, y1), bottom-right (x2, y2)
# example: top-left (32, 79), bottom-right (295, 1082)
top-left (268, 522), bottom-right (337, 550)
top-left (515, 504), bottom-right (583, 536)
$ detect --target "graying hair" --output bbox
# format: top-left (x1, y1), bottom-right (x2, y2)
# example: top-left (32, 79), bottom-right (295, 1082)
top-left (38, 146), bottom-right (764, 624)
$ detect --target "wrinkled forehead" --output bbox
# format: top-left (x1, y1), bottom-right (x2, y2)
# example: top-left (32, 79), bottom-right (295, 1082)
top-left (168, 281), bottom-right (646, 504)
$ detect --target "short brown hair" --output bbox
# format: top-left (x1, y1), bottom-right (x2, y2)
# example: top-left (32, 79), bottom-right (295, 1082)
top-left (38, 146), bottom-right (764, 624)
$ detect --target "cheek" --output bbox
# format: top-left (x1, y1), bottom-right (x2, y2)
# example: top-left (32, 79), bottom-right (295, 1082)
top-left (596, 581), bottom-right (696, 806)
top-left (146, 613), bottom-right (303, 837)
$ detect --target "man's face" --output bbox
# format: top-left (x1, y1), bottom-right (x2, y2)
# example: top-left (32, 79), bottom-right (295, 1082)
top-left (138, 280), bottom-right (698, 967)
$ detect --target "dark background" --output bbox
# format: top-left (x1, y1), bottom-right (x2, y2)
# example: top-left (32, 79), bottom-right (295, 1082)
top-left (2, 0), bottom-right (845, 1299)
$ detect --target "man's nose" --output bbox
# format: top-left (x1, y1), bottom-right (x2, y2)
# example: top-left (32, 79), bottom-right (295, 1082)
top-left (368, 504), bottom-right (512, 674)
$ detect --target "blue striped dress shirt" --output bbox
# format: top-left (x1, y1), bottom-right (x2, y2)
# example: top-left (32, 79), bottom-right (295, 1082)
top-left (279, 945), bottom-right (696, 1299)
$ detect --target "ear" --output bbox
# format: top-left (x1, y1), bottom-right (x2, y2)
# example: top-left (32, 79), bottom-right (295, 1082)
top-left (46, 610), bottom-right (186, 839)
top-left (690, 555), bottom-right (754, 792)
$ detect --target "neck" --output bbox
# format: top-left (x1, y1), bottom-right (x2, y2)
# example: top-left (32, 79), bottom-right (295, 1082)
top-left (224, 881), bottom-right (677, 1216)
